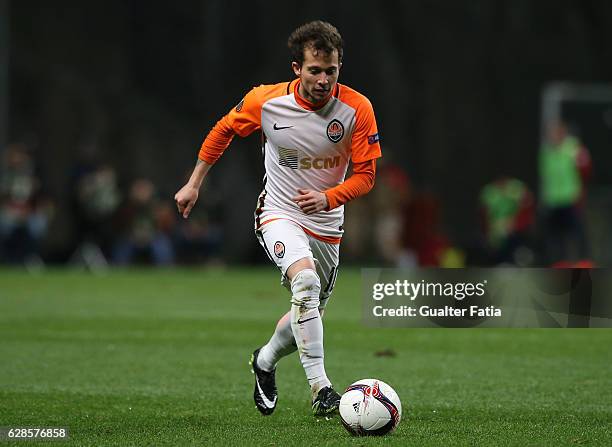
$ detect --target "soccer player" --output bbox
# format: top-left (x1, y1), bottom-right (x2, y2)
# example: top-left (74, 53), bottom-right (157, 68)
top-left (174, 21), bottom-right (381, 416)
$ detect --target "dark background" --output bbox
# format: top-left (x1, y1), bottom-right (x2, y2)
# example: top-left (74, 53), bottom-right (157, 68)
top-left (3, 0), bottom-right (612, 263)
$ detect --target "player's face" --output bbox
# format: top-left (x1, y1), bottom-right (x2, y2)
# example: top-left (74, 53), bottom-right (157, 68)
top-left (293, 47), bottom-right (341, 104)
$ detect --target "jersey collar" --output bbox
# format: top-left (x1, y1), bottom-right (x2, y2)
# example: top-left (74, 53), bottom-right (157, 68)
top-left (293, 79), bottom-right (339, 111)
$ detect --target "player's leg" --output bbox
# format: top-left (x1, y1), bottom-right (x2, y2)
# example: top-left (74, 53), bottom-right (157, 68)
top-left (255, 262), bottom-right (334, 381)
top-left (256, 221), bottom-right (333, 398)
top-left (311, 238), bottom-right (340, 315)
top-left (308, 237), bottom-right (341, 415)
top-left (254, 222), bottom-right (311, 372)
top-left (250, 219), bottom-right (314, 415)
top-left (285, 256), bottom-right (333, 399)
top-left (257, 253), bottom-right (336, 375)
top-left (256, 311), bottom-right (296, 372)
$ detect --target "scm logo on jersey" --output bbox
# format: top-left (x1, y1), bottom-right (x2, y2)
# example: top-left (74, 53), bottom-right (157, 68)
top-left (326, 119), bottom-right (344, 143)
top-left (300, 156), bottom-right (341, 170)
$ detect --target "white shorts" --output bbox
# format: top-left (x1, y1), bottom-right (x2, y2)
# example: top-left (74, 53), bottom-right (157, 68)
top-left (255, 218), bottom-right (340, 309)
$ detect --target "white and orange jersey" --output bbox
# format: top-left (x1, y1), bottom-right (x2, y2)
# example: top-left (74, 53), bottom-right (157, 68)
top-left (199, 79), bottom-right (382, 242)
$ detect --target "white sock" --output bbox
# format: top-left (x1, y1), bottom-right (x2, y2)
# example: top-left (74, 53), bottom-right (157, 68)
top-left (257, 311), bottom-right (297, 372)
top-left (290, 304), bottom-right (331, 393)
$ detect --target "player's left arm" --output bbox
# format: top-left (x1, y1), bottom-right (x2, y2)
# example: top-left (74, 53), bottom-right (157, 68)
top-left (292, 160), bottom-right (376, 214)
top-left (294, 94), bottom-right (381, 214)
top-left (325, 159), bottom-right (376, 209)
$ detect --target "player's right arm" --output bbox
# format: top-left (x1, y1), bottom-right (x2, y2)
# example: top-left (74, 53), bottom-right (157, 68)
top-left (174, 159), bottom-right (211, 218)
top-left (174, 86), bottom-right (265, 218)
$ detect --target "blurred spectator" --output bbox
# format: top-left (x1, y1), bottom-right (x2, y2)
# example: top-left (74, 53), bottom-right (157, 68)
top-left (71, 150), bottom-right (121, 265)
top-left (364, 162), bottom-right (464, 267)
top-left (371, 163), bottom-right (413, 266)
top-left (113, 178), bottom-right (176, 266)
top-left (174, 208), bottom-right (223, 264)
top-left (479, 177), bottom-right (535, 265)
top-left (0, 143), bottom-right (53, 265)
top-left (401, 192), bottom-right (452, 267)
top-left (172, 169), bottom-right (223, 264)
top-left (539, 122), bottom-right (591, 263)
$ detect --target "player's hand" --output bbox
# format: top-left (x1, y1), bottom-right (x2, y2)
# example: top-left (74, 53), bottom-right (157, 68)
top-left (174, 184), bottom-right (199, 219)
top-left (292, 189), bottom-right (328, 215)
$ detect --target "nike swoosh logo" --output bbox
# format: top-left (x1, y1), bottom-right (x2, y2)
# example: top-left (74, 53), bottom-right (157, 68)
top-left (255, 377), bottom-right (277, 408)
top-left (297, 316), bottom-right (319, 324)
top-left (273, 123), bottom-right (294, 130)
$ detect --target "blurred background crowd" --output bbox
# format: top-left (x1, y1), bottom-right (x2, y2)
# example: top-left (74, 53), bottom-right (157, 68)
top-left (1, 1), bottom-right (612, 269)
top-left (0, 142), bottom-right (223, 268)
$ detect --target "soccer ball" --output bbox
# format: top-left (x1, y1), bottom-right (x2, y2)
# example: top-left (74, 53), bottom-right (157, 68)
top-left (339, 379), bottom-right (402, 436)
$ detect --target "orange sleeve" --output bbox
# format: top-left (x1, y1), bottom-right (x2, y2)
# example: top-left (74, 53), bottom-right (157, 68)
top-left (198, 86), bottom-right (264, 164)
top-left (198, 115), bottom-right (235, 164)
top-left (324, 159), bottom-right (376, 210)
top-left (351, 97), bottom-right (382, 163)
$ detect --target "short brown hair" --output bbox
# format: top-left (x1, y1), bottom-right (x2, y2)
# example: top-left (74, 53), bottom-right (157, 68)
top-left (288, 21), bottom-right (343, 65)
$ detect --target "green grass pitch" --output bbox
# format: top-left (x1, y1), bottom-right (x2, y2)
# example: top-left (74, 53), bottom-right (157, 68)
top-left (1, 268), bottom-right (611, 446)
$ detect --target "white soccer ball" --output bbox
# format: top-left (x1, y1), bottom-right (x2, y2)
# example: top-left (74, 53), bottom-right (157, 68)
top-left (339, 378), bottom-right (402, 436)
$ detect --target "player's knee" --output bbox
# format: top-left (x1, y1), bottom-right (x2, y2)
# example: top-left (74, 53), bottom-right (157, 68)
top-left (290, 268), bottom-right (321, 309)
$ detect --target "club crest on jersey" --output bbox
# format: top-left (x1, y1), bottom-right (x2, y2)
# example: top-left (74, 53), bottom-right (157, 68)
top-left (235, 99), bottom-right (244, 112)
top-left (274, 241), bottom-right (285, 258)
top-left (326, 119), bottom-right (344, 143)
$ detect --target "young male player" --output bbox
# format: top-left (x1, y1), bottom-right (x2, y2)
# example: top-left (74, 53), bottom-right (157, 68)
top-left (174, 21), bottom-right (381, 416)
